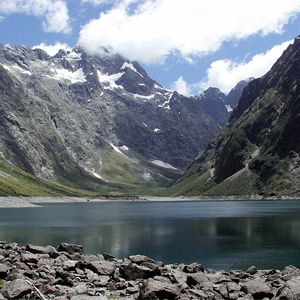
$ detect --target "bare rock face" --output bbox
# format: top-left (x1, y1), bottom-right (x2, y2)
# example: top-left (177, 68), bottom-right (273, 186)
top-left (175, 35), bottom-right (300, 196)
top-left (192, 79), bottom-right (252, 127)
top-left (0, 44), bottom-right (220, 190)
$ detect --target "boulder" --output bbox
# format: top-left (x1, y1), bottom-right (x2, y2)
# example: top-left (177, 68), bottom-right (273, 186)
top-left (274, 277), bottom-right (300, 300)
top-left (183, 262), bottom-right (205, 273)
top-left (87, 261), bottom-right (116, 276)
top-left (139, 278), bottom-right (180, 299)
top-left (241, 279), bottom-right (273, 299)
top-left (1, 279), bottom-right (32, 299)
top-left (129, 254), bottom-right (149, 264)
top-left (119, 263), bottom-right (156, 280)
top-left (21, 253), bottom-right (39, 264)
top-left (0, 264), bottom-right (8, 279)
top-left (57, 243), bottom-right (84, 255)
top-left (186, 272), bottom-right (209, 287)
top-left (281, 265), bottom-right (300, 281)
top-left (26, 244), bottom-right (48, 254)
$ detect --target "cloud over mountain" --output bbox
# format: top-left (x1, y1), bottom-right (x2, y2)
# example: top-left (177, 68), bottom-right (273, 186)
top-left (78, 0), bottom-right (300, 64)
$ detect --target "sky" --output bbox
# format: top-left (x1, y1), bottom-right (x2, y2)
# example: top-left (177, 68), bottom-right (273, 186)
top-left (1, 0), bottom-right (300, 95)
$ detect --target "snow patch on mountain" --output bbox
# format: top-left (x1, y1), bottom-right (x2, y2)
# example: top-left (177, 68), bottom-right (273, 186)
top-left (121, 62), bottom-right (137, 72)
top-left (3, 64), bottom-right (32, 76)
top-left (225, 104), bottom-right (233, 112)
top-left (66, 52), bottom-right (82, 60)
top-left (97, 70), bottom-right (124, 89)
top-left (133, 93), bottom-right (155, 100)
top-left (151, 160), bottom-right (179, 170)
top-left (49, 67), bottom-right (86, 83)
top-left (158, 92), bottom-right (173, 109)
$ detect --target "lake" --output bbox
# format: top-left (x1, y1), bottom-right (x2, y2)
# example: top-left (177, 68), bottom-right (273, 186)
top-left (0, 199), bottom-right (300, 271)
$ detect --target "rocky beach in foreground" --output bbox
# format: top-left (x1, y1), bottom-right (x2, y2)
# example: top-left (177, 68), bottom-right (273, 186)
top-left (0, 241), bottom-right (299, 299)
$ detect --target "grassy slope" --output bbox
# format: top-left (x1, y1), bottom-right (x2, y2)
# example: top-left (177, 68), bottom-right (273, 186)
top-left (0, 141), bottom-right (183, 197)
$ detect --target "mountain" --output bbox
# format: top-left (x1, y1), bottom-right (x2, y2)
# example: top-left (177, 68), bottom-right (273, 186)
top-left (171, 36), bottom-right (300, 197)
top-left (192, 79), bottom-right (253, 127)
top-left (0, 44), bottom-right (220, 194)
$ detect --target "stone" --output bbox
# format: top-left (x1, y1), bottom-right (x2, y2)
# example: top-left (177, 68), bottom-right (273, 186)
top-left (246, 266), bottom-right (257, 275)
top-left (21, 253), bottom-right (39, 264)
top-left (186, 273), bottom-right (209, 286)
top-left (1, 279), bottom-right (32, 299)
top-left (87, 261), bottom-right (116, 275)
top-left (119, 263), bottom-right (156, 280)
top-left (63, 260), bottom-right (78, 270)
top-left (274, 277), bottom-right (300, 300)
top-left (26, 244), bottom-right (48, 254)
top-left (0, 264), bottom-right (8, 279)
top-left (183, 262), bottom-right (205, 273)
top-left (241, 279), bottom-right (273, 299)
top-left (57, 243), bottom-right (84, 255)
top-left (129, 254), bottom-right (149, 264)
top-left (139, 278), bottom-right (180, 299)
top-left (74, 283), bottom-right (88, 294)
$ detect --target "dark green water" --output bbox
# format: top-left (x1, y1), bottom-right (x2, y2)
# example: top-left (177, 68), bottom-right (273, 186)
top-left (0, 200), bottom-right (300, 271)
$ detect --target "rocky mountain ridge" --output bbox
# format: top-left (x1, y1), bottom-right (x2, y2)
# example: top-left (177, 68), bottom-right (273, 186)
top-left (192, 78), bottom-right (253, 127)
top-left (0, 44), bottom-right (219, 193)
top-left (172, 36), bottom-right (300, 196)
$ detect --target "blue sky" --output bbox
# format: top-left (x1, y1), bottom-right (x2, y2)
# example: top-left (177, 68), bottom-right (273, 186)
top-left (1, 0), bottom-right (300, 95)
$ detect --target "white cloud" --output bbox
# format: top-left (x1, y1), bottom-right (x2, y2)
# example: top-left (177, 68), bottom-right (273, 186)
top-left (199, 40), bottom-right (293, 93)
top-left (78, 0), bottom-right (300, 63)
top-left (170, 76), bottom-right (191, 96)
top-left (0, 0), bottom-right (71, 33)
top-left (33, 42), bottom-right (72, 56)
top-left (81, 0), bottom-right (111, 5)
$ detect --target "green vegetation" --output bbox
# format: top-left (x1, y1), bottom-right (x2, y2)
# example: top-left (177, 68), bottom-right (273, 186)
top-left (0, 142), bottom-right (182, 197)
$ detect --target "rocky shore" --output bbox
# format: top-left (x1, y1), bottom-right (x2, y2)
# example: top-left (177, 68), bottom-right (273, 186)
top-left (0, 242), bottom-right (299, 299)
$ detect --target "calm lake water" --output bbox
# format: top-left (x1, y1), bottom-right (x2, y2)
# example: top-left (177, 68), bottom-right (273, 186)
top-left (0, 200), bottom-right (300, 271)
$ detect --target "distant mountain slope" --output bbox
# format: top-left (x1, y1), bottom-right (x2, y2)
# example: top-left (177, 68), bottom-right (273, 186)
top-left (192, 79), bottom-right (253, 127)
top-left (0, 44), bottom-right (219, 193)
top-left (171, 36), bottom-right (300, 196)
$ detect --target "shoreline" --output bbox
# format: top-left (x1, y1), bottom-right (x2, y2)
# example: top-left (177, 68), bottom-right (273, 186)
top-left (0, 194), bottom-right (299, 208)
top-left (0, 241), bottom-right (299, 299)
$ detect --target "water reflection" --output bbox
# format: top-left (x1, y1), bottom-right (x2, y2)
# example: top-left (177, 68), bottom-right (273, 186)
top-left (0, 201), bottom-right (300, 270)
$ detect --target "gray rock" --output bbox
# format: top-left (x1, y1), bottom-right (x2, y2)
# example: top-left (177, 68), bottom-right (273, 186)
top-left (26, 244), bottom-right (48, 254)
top-left (241, 279), bottom-right (273, 299)
top-left (186, 272), bottom-right (209, 286)
top-left (0, 264), bottom-right (8, 279)
top-left (57, 243), bottom-right (84, 255)
top-left (274, 276), bottom-right (300, 300)
top-left (129, 254), bottom-right (149, 264)
top-left (139, 278), bottom-right (180, 299)
top-left (119, 263), bottom-right (156, 280)
top-left (183, 262), bottom-right (205, 273)
top-left (1, 279), bottom-right (32, 299)
top-left (87, 261), bottom-right (116, 276)
top-left (21, 253), bottom-right (39, 264)
top-left (246, 266), bottom-right (257, 275)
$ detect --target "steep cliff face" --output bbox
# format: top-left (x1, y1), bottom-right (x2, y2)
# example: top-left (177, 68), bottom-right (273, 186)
top-left (0, 44), bottom-right (219, 192)
top-left (172, 36), bottom-right (300, 196)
